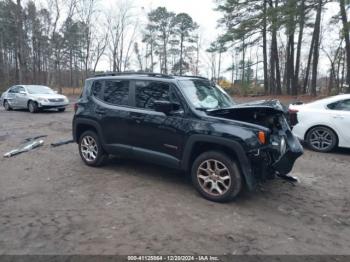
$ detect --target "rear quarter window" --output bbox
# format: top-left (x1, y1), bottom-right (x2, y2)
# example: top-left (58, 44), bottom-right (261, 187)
top-left (91, 79), bottom-right (130, 106)
top-left (91, 80), bottom-right (103, 99)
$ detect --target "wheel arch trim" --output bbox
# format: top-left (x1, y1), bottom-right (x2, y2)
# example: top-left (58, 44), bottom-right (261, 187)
top-left (73, 118), bottom-right (105, 145)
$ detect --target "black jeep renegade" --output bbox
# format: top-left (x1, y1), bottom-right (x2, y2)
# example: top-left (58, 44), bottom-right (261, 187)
top-left (73, 73), bottom-right (303, 202)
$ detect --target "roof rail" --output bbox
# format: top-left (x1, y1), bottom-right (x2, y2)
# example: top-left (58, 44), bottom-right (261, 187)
top-left (171, 74), bottom-right (209, 80)
top-left (93, 72), bottom-right (174, 79)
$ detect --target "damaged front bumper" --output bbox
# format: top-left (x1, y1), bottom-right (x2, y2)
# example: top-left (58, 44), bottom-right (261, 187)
top-left (272, 143), bottom-right (303, 176)
top-left (248, 129), bottom-right (303, 185)
top-left (271, 130), bottom-right (304, 175)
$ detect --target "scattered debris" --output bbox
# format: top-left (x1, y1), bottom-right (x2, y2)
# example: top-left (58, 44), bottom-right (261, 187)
top-left (4, 139), bottom-right (44, 158)
top-left (51, 139), bottom-right (74, 147)
top-left (23, 135), bottom-right (47, 142)
top-left (277, 173), bottom-right (299, 185)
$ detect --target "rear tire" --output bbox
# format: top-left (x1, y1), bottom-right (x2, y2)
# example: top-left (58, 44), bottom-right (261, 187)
top-left (4, 100), bottom-right (12, 111)
top-left (306, 126), bottom-right (337, 152)
top-left (191, 151), bottom-right (242, 202)
top-left (79, 130), bottom-right (108, 166)
top-left (28, 101), bottom-right (38, 113)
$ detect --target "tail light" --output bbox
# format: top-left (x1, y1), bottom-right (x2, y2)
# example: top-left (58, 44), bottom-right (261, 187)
top-left (288, 108), bottom-right (299, 127)
top-left (288, 108), bottom-right (299, 113)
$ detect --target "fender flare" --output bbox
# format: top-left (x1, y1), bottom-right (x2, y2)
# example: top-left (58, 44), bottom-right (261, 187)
top-left (181, 134), bottom-right (256, 190)
top-left (73, 118), bottom-right (104, 144)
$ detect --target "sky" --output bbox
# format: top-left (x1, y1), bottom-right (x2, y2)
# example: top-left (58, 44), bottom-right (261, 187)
top-left (95, 0), bottom-right (340, 79)
top-left (96, 0), bottom-right (223, 75)
top-left (138, 0), bottom-right (220, 35)
top-left (137, 0), bottom-right (223, 76)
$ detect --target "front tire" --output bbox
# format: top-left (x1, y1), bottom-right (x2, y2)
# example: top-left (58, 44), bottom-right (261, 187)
top-left (191, 151), bottom-right (242, 202)
top-left (306, 126), bottom-right (337, 152)
top-left (58, 108), bottom-right (66, 112)
top-left (28, 101), bottom-right (38, 113)
top-left (79, 130), bottom-right (108, 166)
top-left (4, 100), bottom-right (12, 111)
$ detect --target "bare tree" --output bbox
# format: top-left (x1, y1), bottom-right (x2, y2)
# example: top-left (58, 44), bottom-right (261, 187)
top-left (107, 1), bottom-right (137, 72)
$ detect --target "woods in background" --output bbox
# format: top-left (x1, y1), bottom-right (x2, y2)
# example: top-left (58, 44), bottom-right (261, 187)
top-left (0, 0), bottom-right (200, 92)
top-left (215, 0), bottom-right (350, 95)
top-left (1, 0), bottom-right (350, 96)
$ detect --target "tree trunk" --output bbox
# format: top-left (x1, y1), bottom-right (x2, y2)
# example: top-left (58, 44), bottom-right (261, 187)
top-left (303, 30), bottom-right (315, 94)
top-left (150, 41), bottom-right (154, 72)
top-left (70, 49), bottom-right (73, 87)
top-left (340, 0), bottom-right (350, 93)
top-left (179, 33), bottom-right (184, 75)
top-left (195, 36), bottom-right (200, 75)
top-left (341, 51), bottom-right (345, 93)
top-left (294, 0), bottom-right (305, 94)
top-left (163, 34), bottom-right (168, 74)
top-left (218, 50), bottom-right (222, 84)
top-left (241, 38), bottom-right (246, 85)
top-left (269, 0), bottom-right (281, 95)
top-left (262, 0), bottom-right (269, 94)
top-left (16, 0), bottom-right (24, 83)
top-left (328, 62), bottom-right (335, 96)
top-left (310, 0), bottom-right (322, 96)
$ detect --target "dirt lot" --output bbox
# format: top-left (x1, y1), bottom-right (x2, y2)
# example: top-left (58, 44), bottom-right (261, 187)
top-left (0, 100), bottom-right (350, 255)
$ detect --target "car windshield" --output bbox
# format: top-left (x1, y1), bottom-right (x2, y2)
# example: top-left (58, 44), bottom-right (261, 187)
top-left (179, 79), bottom-right (235, 110)
top-left (26, 85), bottom-right (55, 94)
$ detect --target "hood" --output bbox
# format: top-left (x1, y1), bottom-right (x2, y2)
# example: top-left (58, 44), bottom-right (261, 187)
top-left (207, 99), bottom-right (287, 116)
top-left (204, 99), bottom-right (288, 130)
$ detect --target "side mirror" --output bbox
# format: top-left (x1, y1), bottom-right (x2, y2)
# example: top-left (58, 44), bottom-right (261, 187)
top-left (19, 91), bottom-right (27, 95)
top-left (54, 90), bottom-right (58, 94)
top-left (154, 100), bottom-right (179, 114)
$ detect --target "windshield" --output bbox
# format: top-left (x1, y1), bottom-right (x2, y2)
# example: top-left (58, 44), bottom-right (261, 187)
top-left (180, 79), bottom-right (235, 110)
top-left (26, 85), bottom-right (55, 95)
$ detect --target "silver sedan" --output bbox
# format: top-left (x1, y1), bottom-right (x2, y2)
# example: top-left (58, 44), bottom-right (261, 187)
top-left (1, 85), bottom-right (69, 113)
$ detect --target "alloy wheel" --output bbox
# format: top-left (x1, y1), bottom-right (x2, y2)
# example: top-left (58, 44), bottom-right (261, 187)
top-left (4, 101), bottom-right (10, 110)
top-left (28, 102), bottom-right (35, 113)
top-left (309, 128), bottom-right (333, 151)
top-left (197, 159), bottom-right (231, 196)
top-left (80, 135), bottom-right (98, 162)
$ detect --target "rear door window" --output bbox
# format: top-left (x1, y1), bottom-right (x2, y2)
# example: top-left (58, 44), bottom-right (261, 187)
top-left (17, 86), bottom-right (25, 93)
top-left (135, 81), bottom-right (176, 110)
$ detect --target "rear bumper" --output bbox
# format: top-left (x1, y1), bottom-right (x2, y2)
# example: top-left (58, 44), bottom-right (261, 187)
top-left (291, 123), bottom-right (307, 141)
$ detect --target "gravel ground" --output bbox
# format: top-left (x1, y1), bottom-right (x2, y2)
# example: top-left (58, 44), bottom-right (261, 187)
top-left (0, 101), bottom-right (349, 255)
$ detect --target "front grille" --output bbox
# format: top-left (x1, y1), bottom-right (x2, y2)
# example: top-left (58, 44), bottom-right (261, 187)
top-left (48, 98), bottom-right (64, 102)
